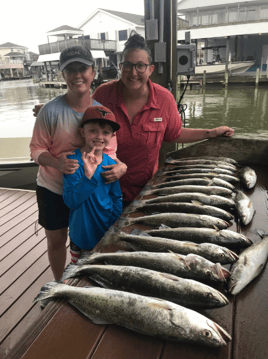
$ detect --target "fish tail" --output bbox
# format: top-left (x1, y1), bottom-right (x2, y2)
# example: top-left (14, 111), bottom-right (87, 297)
top-left (33, 281), bottom-right (64, 303)
top-left (139, 189), bottom-right (153, 196)
top-left (117, 218), bottom-right (132, 228)
top-left (61, 263), bottom-right (81, 281)
top-left (101, 225), bottom-right (122, 244)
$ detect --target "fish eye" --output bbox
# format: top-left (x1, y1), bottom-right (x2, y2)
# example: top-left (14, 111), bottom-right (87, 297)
top-left (206, 293), bottom-right (213, 298)
top-left (206, 270), bottom-right (212, 277)
top-left (203, 330), bottom-right (212, 338)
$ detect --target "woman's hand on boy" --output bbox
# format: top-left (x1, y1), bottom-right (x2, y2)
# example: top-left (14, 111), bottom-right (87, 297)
top-left (82, 148), bottom-right (98, 179)
top-left (101, 158), bottom-right (127, 184)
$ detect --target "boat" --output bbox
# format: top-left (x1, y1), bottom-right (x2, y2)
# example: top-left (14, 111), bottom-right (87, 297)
top-left (3, 137), bottom-right (268, 359)
top-left (195, 60), bottom-right (255, 76)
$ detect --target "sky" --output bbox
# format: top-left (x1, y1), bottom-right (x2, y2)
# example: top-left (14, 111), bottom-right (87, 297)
top-left (0, 0), bottom-right (145, 54)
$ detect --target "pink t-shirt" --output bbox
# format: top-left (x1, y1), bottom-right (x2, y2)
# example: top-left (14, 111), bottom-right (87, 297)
top-left (30, 95), bottom-right (117, 195)
top-left (93, 79), bottom-right (182, 202)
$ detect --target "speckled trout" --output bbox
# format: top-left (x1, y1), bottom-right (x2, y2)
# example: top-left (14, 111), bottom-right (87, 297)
top-left (234, 190), bottom-right (255, 226)
top-left (165, 156), bottom-right (238, 165)
top-left (133, 227), bottom-right (252, 248)
top-left (101, 226), bottom-right (237, 264)
top-left (140, 185), bottom-right (233, 197)
top-left (158, 172), bottom-right (240, 184)
top-left (123, 200), bottom-right (234, 222)
top-left (136, 193), bottom-right (235, 209)
top-left (145, 177), bottom-right (235, 191)
top-left (33, 282), bottom-right (231, 347)
top-left (80, 251), bottom-right (230, 284)
top-left (228, 236), bottom-right (268, 295)
top-left (118, 212), bottom-right (229, 230)
top-left (239, 166), bottom-right (257, 189)
top-left (62, 264), bottom-right (229, 309)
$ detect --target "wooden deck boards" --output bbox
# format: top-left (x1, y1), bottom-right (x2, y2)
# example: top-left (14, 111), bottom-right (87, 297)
top-left (0, 188), bottom-right (70, 357)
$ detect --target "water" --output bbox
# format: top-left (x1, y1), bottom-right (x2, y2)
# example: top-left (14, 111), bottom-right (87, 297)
top-left (0, 79), bottom-right (268, 161)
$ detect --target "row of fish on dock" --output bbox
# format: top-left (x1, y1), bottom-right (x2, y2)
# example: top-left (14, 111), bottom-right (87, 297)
top-left (34, 156), bottom-right (268, 348)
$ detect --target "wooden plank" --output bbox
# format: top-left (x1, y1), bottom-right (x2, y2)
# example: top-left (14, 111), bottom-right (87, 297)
top-left (0, 200), bottom-right (37, 236)
top-left (0, 192), bottom-right (36, 226)
top-left (0, 252), bottom-right (72, 351)
top-left (91, 326), bottom-right (164, 359)
top-left (0, 189), bottom-right (20, 203)
top-left (0, 221), bottom-right (41, 261)
top-left (0, 210), bottom-right (39, 248)
top-left (0, 229), bottom-right (46, 277)
top-left (0, 191), bottom-right (28, 211)
top-left (0, 237), bottom-right (48, 293)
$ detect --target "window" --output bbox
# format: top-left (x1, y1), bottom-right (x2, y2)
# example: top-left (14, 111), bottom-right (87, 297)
top-left (100, 33), bottom-right (106, 40)
top-left (118, 30), bottom-right (127, 41)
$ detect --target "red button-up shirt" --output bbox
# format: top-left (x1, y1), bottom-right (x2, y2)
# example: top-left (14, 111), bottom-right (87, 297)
top-left (93, 79), bottom-right (182, 202)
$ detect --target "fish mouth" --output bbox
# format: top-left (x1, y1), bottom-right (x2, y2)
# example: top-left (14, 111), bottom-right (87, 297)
top-left (212, 263), bottom-right (231, 282)
top-left (209, 321), bottom-right (232, 344)
top-left (218, 291), bottom-right (229, 305)
top-left (228, 249), bottom-right (239, 262)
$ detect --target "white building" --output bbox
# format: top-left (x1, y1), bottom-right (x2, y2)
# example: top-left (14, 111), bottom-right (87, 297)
top-left (78, 8), bottom-right (145, 65)
top-left (177, 0), bottom-right (268, 68)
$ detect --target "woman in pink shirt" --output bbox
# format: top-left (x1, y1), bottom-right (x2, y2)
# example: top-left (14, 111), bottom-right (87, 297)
top-left (93, 32), bottom-right (234, 205)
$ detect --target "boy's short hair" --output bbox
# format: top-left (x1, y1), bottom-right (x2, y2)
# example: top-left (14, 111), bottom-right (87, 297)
top-left (80, 106), bottom-right (120, 132)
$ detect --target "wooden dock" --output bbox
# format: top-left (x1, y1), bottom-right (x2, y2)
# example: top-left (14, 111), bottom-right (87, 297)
top-left (0, 188), bottom-right (70, 357)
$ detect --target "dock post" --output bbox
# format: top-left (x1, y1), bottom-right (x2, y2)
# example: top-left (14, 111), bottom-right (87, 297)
top-left (256, 68), bottom-right (260, 86)
top-left (203, 70), bottom-right (206, 86)
top-left (224, 70), bottom-right (228, 86)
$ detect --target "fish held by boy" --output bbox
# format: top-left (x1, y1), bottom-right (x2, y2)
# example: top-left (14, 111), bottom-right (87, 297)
top-left (33, 282), bottom-right (231, 347)
top-left (100, 226), bottom-right (237, 264)
top-left (62, 263), bottom-right (229, 309)
top-left (80, 251), bottom-right (230, 285)
top-left (228, 236), bottom-right (268, 295)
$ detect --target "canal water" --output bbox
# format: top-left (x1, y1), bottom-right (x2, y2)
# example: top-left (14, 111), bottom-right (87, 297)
top-left (0, 79), bottom-right (268, 161)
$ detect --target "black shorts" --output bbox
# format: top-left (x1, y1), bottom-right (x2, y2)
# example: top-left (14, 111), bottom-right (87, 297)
top-left (36, 185), bottom-right (70, 231)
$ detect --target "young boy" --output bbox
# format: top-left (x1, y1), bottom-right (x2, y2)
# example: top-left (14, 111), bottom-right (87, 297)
top-left (63, 105), bottom-right (122, 263)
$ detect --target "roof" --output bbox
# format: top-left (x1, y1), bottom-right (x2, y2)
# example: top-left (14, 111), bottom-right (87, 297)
top-left (177, 0), bottom-right (267, 12)
top-left (4, 52), bottom-right (25, 57)
top-left (0, 42), bottom-right (27, 49)
top-left (47, 25), bottom-right (83, 33)
top-left (99, 8), bottom-right (144, 26)
top-left (78, 8), bottom-right (144, 29)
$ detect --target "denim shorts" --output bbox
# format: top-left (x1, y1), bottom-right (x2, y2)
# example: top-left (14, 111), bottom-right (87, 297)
top-left (36, 185), bottom-right (70, 230)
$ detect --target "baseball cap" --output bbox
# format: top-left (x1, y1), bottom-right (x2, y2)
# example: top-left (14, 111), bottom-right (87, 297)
top-left (60, 45), bottom-right (94, 71)
top-left (80, 106), bottom-right (120, 132)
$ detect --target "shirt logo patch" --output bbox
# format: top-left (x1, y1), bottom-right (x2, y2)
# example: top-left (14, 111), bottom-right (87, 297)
top-left (154, 118), bottom-right (162, 122)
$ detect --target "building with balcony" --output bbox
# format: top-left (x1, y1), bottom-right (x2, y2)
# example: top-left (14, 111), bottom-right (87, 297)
top-left (37, 8), bottom-right (145, 80)
top-left (177, 0), bottom-right (268, 69)
top-left (0, 42), bottom-right (30, 78)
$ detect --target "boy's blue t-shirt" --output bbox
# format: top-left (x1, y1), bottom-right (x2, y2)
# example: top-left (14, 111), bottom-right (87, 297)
top-left (63, 148), bottom-right (122, 249)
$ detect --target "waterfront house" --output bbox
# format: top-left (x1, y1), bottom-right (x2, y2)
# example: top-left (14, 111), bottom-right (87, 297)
top-left (177, 0), bottom-right (268, 71)
top-left (37, 9), bottom-right (145, 80)
top-left (0, 42), bottom-right (30, 78)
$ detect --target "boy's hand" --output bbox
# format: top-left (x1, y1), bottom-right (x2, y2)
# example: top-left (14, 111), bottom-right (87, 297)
top-left (82, 147), bottom-right (98, 179)
top-left (101, 158), bottom-right (127, 184)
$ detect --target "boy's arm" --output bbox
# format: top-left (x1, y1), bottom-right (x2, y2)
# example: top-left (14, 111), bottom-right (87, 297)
top-left (63, 169), bottom-right (98, 210)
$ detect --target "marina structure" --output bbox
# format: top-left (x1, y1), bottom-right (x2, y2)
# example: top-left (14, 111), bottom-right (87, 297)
top-left (177, 0), bottom-right (268, 73)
